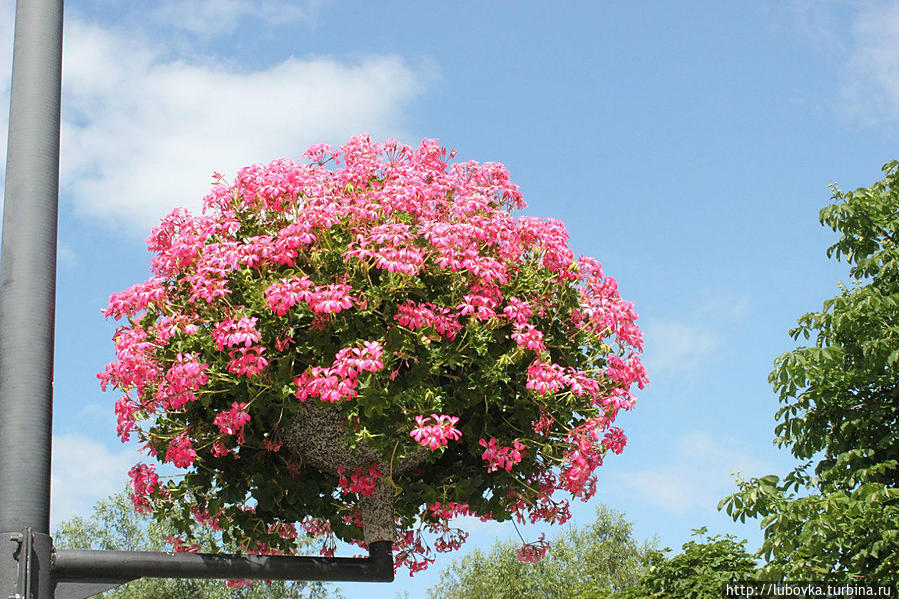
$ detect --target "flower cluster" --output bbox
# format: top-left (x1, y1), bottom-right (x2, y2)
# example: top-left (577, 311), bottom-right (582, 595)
top-left (159, 353), bottom-right (209, 410)
top-left (128, 463), bottom-right (164, 513)
top-left (165, 433), bottom-right (197, 468)
top-left (410, 414), bottom-right (462, 449)
top-left (265, 276), bottom-right (312, 316)
top-left (101, 136), bottom-right (646, 575)
top-left (293, 340), bottom-right (385, 403)
top-left (337, 464), bottom-right (382, 496)
top-left (427, 501), bottom-right (488, 520)
top-left (394, 301), bottom-right (462, 340)
top-left (213, 402), bottom-right (251, 436)
top-left (603, 426), bottom-right (627, 454)
top-left (479, 438), bottom-right (527, 472)
top-left (211, 317), bottom-right (261, 350)
top-left (511, 323), bottom-right (545, 352)
top-left (166, 536), bottom-right (201, 553)
top-left (516, 533), bottom-right (550, 563)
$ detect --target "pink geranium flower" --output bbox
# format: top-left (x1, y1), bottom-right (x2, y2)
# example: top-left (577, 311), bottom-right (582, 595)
top-left (214, 402), bottom-right (251, 436)
top-left (410, 414), bottom-right (462, 449)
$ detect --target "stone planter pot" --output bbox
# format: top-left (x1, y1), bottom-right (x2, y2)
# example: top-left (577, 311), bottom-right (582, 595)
top-left (283, 401), bottom-right (426, 545)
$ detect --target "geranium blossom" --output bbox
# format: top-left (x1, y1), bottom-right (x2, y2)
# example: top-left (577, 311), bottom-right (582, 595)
top-left (511, 323), bottom-right (546, 352)
top-left (308, 284), bottom-right (354, 314)
top-left (227, 346), bottom-right (268, 378)
top-left (115, 396), bottom-right (136, 441)
top-left (159, 353), bottom-right (209, 410)
top-left (212, 317), bottom-right (262, 350)
top-left (525, 360), bottom-right (568, 395)
top-left (104, 278), bottom-right (167, 320)
top-left (478, 438), bottom-right (526, 472)
top-left (516, 534), bottom-right (550, 563)
top-left (128, 463), bottom-right (162, 513)
top-left (213, 402), bottom-right (251, 436)
top-left (410, 414), bottom-right (462, 449)
top-left (165, 433), bottom-right (197, 468)
top-left (264, 276), bottom-right (313, 316)
top-left (337, 464), bottom-right (382, 496)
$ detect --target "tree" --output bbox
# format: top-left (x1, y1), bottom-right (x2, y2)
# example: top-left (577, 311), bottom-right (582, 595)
top-left (619, 529), bottom-right (757, 599)
top-left (53, 490), bottom-right (341, 599)
top-left (427, 504), bottom-right (655, 599)
top-left (98, 136), bottom-right (647, 573)
top-left (720, 161), bottom-right (899, 578)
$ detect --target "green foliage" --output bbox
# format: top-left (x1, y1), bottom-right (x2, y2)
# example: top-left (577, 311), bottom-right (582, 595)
top-left (720, 161), bottom-right (899, 578)
top-left (427, 504), bottom-right (655, 599)
top-left (619, 529), bottom-right (756, 599)
top-left (53, 491), bottom-right (341, 599)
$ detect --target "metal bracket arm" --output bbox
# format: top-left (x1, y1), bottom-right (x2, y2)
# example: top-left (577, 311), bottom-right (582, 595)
top-left (51, 541), bottom-right (393, 598)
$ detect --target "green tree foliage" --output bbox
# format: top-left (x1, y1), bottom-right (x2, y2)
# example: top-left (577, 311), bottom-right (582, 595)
top-left (53, 491), bottom-right (342, 599)
top-left (427, 504), bottom-right (655, 599)
top-left (619, 529), bottom-right (757, 599)
top-left (720, 161), bottom-right (899, 579)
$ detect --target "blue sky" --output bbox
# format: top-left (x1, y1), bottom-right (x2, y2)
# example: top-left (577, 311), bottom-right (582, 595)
top-left (1, 0), bottom-right (897, 596)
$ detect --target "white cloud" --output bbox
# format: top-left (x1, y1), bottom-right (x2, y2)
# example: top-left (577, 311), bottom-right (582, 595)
top-left (59, 17), bottom-right (427, 232)
top-left (788, 0), bottom-right (899, 124)
top-left (642, 320), bottom-right (720, 381)
top-left (784, 0), bottom-right (849, 57)
top-left (842, 1), bottom-right (899, 123)
top-left (149, 0), bottom-right (326, 37)
top-left (0, 3), bottom-right (426, 231)
top-left (58, 243), bottom-right (76, 268)
top-left (696, 294), bottom-right (751, 321)
top-left (77, 402), bottom-right (109, 423)
top-left (610, 432), bottom-right (776, 514)
top-left (50, 434), bottom-right (135, 528)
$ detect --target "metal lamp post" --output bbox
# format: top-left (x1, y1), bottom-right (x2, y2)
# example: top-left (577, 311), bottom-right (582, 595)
top-left (0, 2), bottom-right (393, 597)
top-left (0, 0), bottom-right (64, 596)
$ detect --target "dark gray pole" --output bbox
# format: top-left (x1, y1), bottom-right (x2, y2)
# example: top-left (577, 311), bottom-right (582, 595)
top-left (0, 0), bottom-right (64, 597)
top-left (54, 541), bottom-right (395, 584)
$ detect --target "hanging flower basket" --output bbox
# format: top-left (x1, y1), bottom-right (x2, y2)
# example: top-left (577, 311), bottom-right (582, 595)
top-left (100, 136), bottom-right (647, 573)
